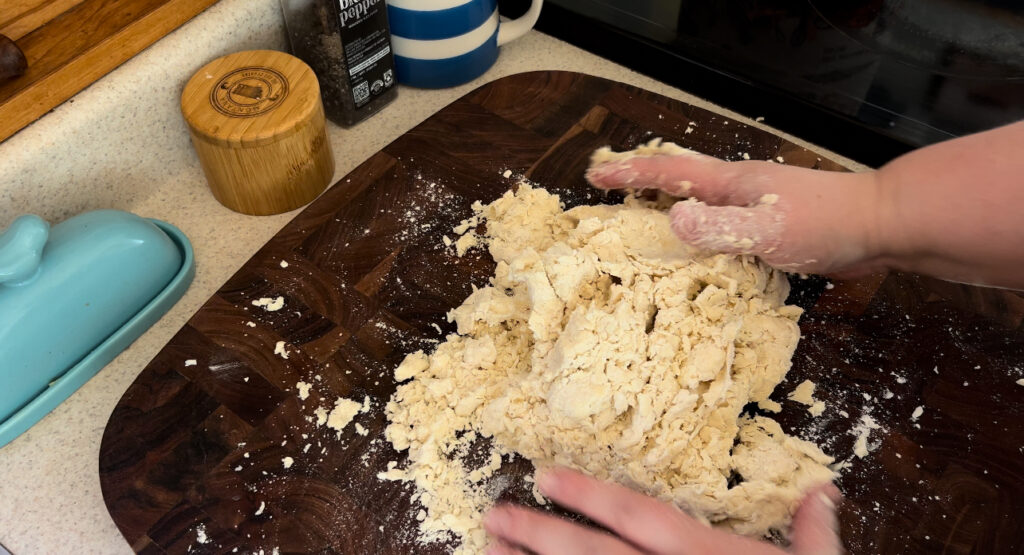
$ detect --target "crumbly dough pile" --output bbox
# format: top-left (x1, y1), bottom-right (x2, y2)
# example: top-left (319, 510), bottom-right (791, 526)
top-left (380, 180), bottom-right (834, 552)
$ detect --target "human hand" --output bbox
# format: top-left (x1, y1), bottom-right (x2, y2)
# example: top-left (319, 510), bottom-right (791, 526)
top-left (586, 151), bottom-right (886, 277)
top-left (484, 468), bottom-right (843, 555)
top-left (587, 121), bottom-right (1024, 289)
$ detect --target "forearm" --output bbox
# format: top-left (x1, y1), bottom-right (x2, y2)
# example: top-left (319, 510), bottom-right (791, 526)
top-left (875, 121), bottom-right (1024, 289)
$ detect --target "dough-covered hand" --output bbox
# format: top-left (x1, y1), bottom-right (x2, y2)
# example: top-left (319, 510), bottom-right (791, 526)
top-left (484, 468), bottom-right (842, 555)
top-left (588, 121), bottom-right (1024, 289)
top-left (586, 151), bottom-right (884, 276)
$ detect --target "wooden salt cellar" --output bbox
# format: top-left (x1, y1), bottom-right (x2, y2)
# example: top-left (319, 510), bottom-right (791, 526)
top-left (181, 50), bottom-right (334, 216)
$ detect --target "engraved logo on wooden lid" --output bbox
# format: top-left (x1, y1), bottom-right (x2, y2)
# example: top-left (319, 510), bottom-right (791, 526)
top-left (210, 66), bottom-right (290, 117)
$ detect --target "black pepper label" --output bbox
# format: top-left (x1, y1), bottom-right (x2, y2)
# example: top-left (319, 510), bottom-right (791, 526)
top-left (211, 66), bottom-right (290, 118)
top-left (336, 0), bottom-right (396, 108)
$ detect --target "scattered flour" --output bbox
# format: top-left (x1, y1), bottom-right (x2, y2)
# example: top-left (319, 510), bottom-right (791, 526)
top-left (380, 182), bottom-right (834, 552)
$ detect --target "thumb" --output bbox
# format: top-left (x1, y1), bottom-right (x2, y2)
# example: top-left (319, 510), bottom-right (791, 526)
top-left (668, 199), bottom-right (784, 256)
top-left (789, 484), bottom-right (844, 555)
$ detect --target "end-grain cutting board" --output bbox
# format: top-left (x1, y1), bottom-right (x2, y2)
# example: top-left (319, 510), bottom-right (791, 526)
top-left (99, 72), bottom-right (1024, 554)
top-left (0, 0), bottom-right (218, 143)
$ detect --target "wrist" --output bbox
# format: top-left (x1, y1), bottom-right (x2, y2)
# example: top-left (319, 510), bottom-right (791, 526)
top-left (858, 168), bottom-right (914, 270)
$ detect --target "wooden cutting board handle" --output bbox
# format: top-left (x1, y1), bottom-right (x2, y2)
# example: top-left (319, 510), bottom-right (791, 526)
top-left (181, 50), bottom-right (335, 216)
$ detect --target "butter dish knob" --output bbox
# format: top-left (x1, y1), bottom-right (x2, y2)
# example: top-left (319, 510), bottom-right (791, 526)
top-left (0, 215), bottom-right (50, 285)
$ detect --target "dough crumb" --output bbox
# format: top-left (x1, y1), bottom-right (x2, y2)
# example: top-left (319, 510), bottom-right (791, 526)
top-left (274, 341), bottom-right (289, 359)
top-left (296, 381), bottom-right (312, 400)
top-left (911, 406), bottom-right (924, 421)
top-left (279, 260), bottom-right (289, 268)
top-left (282, 457), bottom-right (294, 469)
top-left (355, 423), bottom-right (369, 436)
top-left (184, 359), bottom-right (197, 367)
top-left (195, 524), bottom-right (208, 544)
top-left (852, 414), bottom-right (881, 458)
top-left (788, 379), bottom-right (826, 417)
top-left (590, 138), bottom-right (698, 166)
top-left (381, 177), bottom-right (834, 552)
top-left (502, 169), bottom-right (513, 178)
top-left (1016, 379), bottom-right (1024, 386)
top-left (252, 296), bottom-right (285, 311)
top-left (326, 397), bottom-right (362, 435)
top-left (314, 406), bottom-right (329, 426)
top-left (254, 501), bottom-right (266, 516)
top-left (454, 232), bottom-right (478, 257)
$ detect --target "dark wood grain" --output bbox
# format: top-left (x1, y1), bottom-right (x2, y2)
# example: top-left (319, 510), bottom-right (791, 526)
top-left (99, 71), bottom-right (1024, 554)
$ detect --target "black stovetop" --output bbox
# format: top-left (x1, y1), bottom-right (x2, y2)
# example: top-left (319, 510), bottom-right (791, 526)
top-left (506, 0), bottom-right (1024, 167)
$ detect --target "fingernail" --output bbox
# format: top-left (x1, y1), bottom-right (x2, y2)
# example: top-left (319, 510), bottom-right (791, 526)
top-left (536, 470), bottom-right (559, 496)
top-left (816, 491), bottom-right (840, 533)
top-left (586, 163), bottom-right (634, 187)
top-left (817, 491), bottom-right (835, 510)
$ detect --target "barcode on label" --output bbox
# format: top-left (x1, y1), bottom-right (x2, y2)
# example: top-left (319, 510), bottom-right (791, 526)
top-left (353, 81), bottom-right (369, 104)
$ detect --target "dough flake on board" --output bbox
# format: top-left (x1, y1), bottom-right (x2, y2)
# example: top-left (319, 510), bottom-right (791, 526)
top-left (788, 379), bottom-right (826, 417)
top-left (381, 145), bottom-right (834, 553)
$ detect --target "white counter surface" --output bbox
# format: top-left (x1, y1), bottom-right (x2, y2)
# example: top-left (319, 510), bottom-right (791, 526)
top-left (0, 1), bottom-right (862, 552)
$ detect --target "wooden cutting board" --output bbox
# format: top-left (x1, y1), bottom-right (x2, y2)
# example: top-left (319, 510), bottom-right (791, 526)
top-left (0, 0), bottom-right (218, 143)
top-left (98, 71), bottom-right (1024, 554)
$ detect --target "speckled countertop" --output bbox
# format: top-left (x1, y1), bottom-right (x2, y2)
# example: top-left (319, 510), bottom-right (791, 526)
top-left (0, 1), bottom-right (864, 553)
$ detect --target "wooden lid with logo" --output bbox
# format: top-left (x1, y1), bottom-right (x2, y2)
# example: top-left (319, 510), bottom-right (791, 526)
top-left (181, 49), bottom-right (334, 215)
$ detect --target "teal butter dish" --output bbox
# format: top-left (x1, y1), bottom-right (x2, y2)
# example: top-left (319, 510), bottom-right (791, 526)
top-left (0, 210), bottom-right (195, 448)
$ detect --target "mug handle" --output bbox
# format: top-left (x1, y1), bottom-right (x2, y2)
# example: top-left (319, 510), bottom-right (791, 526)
top-left (497, 0), bottom-right (543, 46)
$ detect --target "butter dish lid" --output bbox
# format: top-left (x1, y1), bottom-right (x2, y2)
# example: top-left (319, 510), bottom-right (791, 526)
top-left (0, 210), bottom-right (195, 448)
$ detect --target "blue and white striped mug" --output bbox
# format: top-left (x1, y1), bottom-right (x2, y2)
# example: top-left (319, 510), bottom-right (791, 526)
top-left (385, 0), bottom-right (543, 88)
